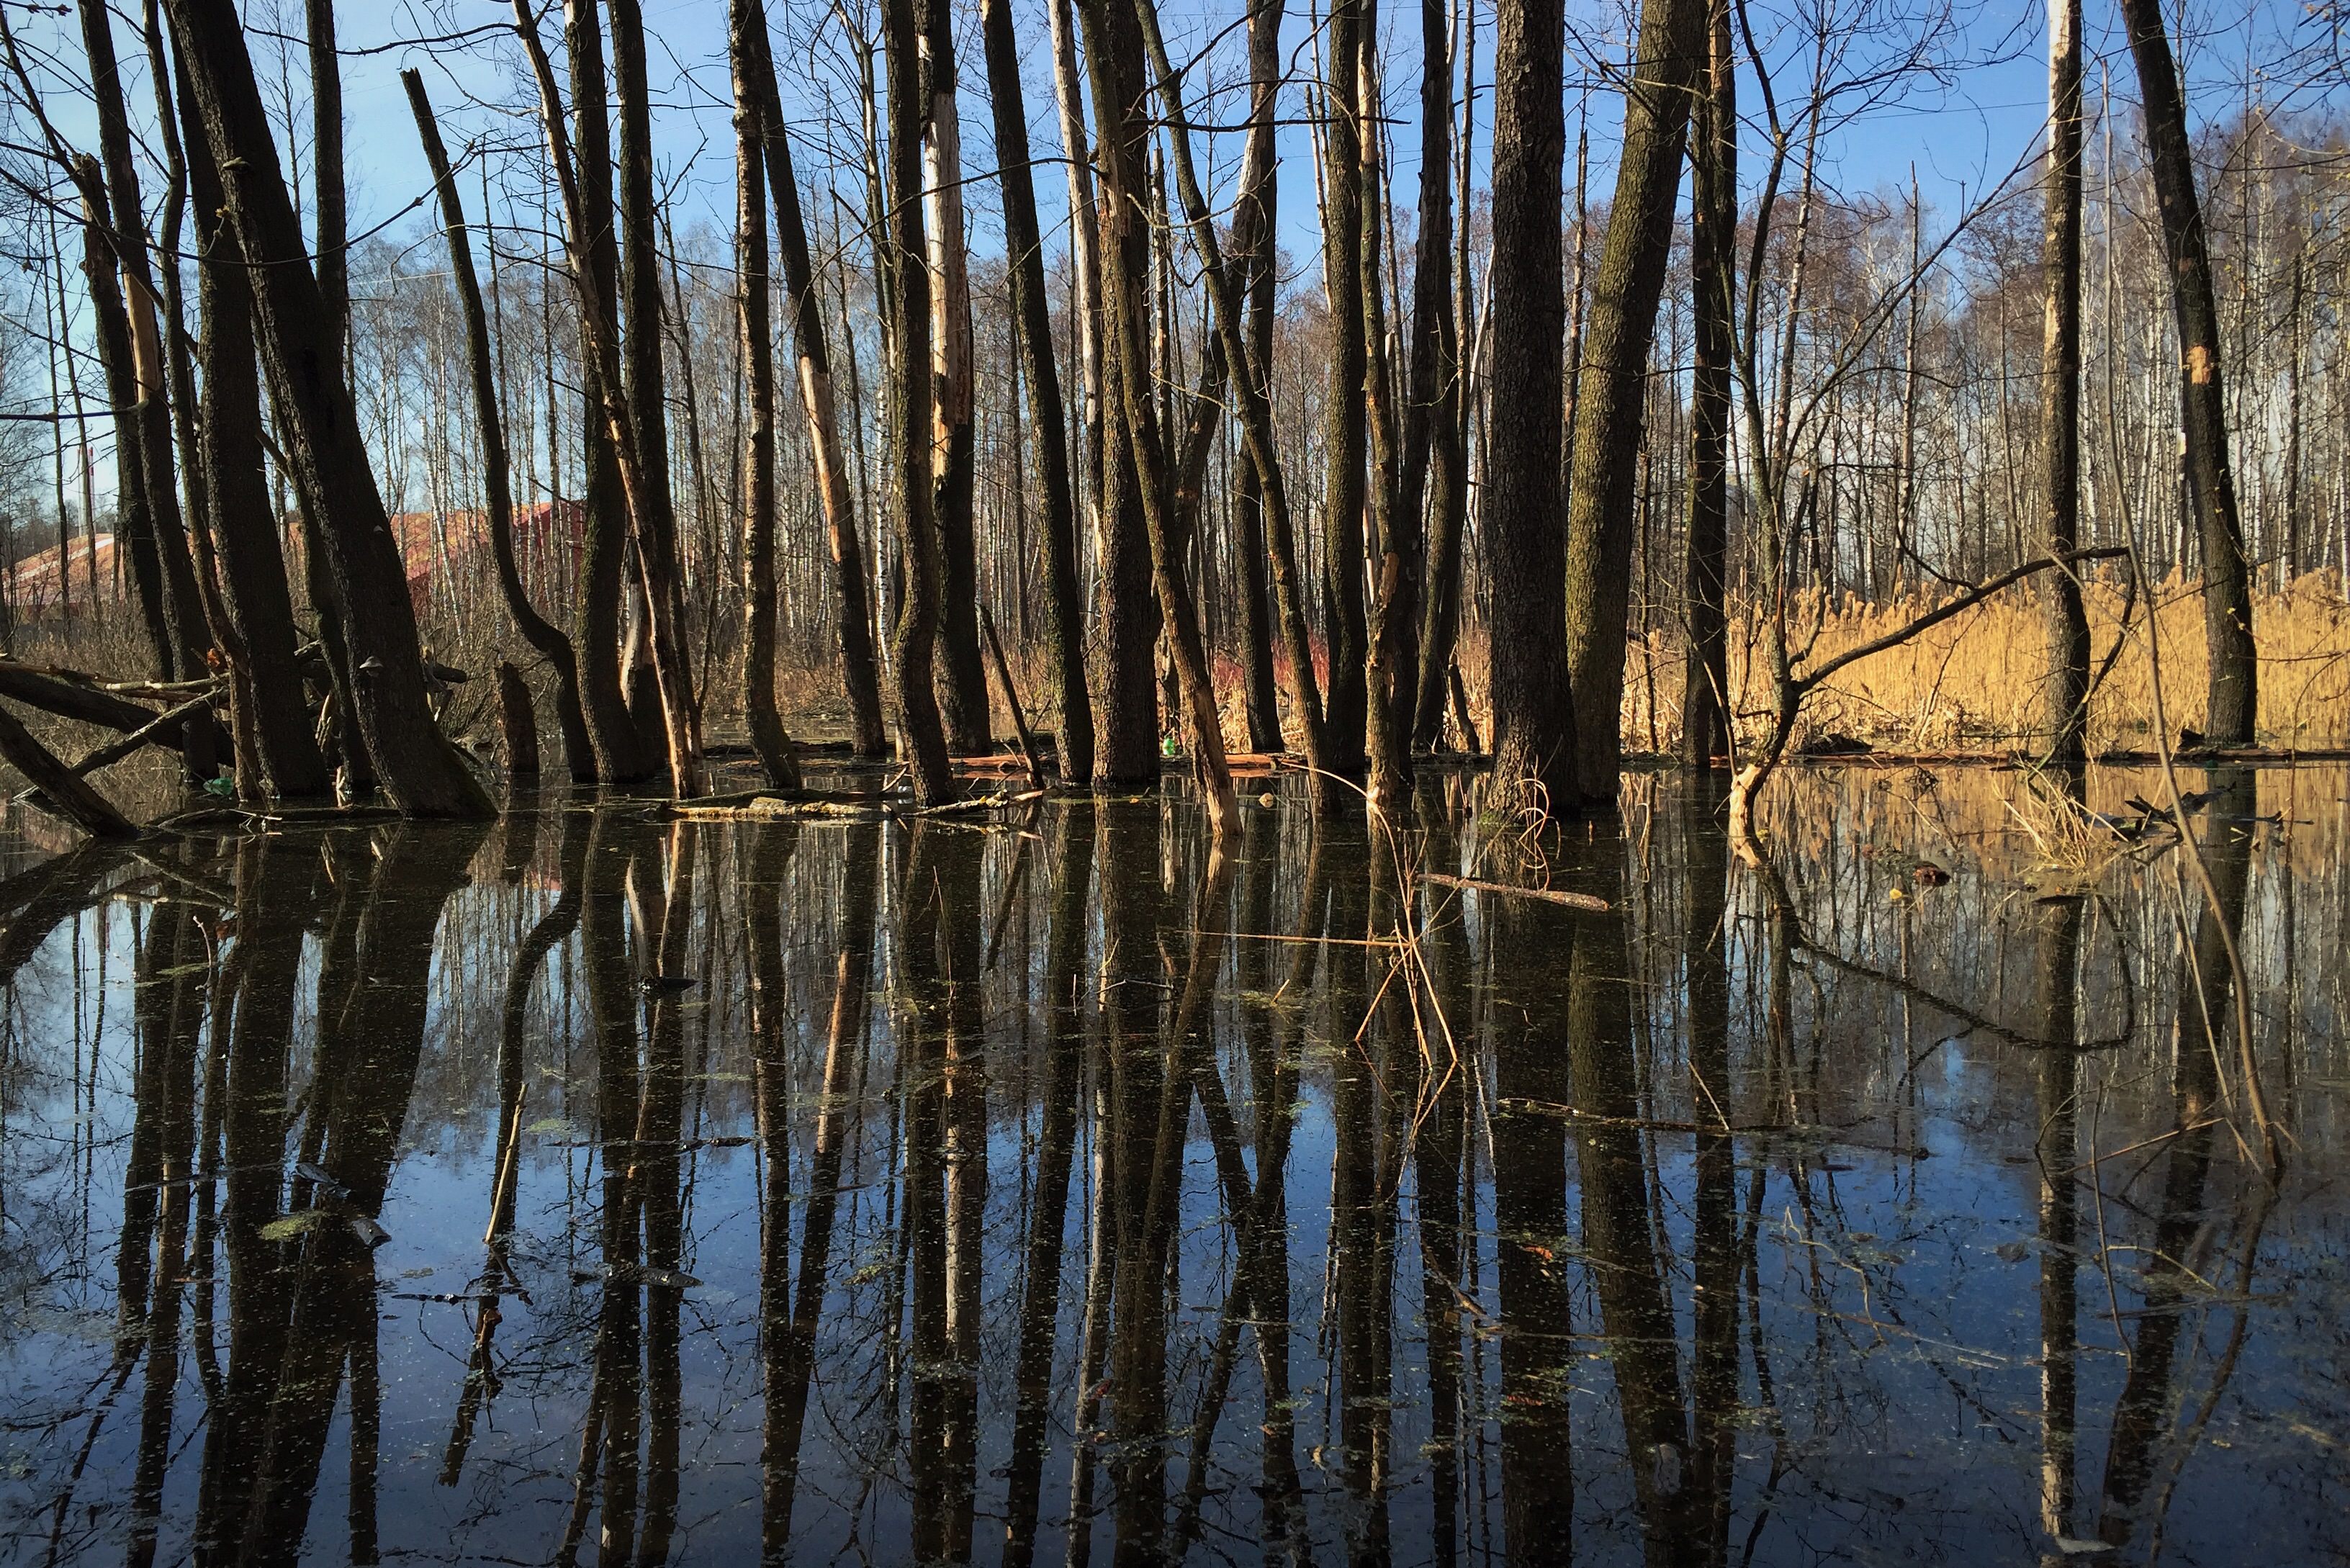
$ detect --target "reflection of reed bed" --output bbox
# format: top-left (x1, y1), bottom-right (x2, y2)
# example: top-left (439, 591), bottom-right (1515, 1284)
top-left (1610, 572), bottom-right (2350, 754)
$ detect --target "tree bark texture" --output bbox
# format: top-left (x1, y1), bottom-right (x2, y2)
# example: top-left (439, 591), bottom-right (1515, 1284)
top-left (1682, 0), bottom-right (1734, 768)
top-left (2038, 0), bottom-right (2090, 762)
top-left (1319, 0), bottom-right (1370, 785)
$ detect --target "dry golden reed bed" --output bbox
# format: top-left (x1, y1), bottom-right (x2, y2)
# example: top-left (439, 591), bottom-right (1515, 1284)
top-left (1616, 572), bottom-right (2350, 755)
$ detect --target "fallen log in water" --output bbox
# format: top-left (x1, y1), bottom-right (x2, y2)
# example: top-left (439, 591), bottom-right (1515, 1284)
top-left (0, 704), bottom-right (141, 839)
top-left (1415, 870), bottom-right (1610, 913)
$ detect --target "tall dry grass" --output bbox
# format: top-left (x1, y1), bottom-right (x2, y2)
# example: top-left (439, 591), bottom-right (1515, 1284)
top-left (1617, 570), bottom-right (2350, 754)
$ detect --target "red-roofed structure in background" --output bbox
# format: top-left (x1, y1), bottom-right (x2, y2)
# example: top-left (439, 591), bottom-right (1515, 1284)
top-left (3, 500), bottom-right (588, 627)
top-left (4, 533), bottom-right (125, 618)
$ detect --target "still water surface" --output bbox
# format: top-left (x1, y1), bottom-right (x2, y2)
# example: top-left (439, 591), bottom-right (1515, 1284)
top-left (0, 765), bottom-right (2343, 1565)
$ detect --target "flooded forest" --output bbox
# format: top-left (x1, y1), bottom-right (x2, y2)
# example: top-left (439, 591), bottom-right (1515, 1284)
top-left (0, 0), bottom-right (2345, 1561)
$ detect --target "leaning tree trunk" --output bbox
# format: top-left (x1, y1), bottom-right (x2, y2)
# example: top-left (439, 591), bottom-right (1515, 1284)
top-left (2038, 0), bottom-right (2090, 762)
top-left (737, 3), bottom-right (887, 760)
top-left (978, 0), bottom-right (1094, 786)
top-left (175, 47), bottom-right (330, 796)
top-left (1681, 0), bottom-right (1734, 768)
top-left (2117, 0), bottom-right (2256, 746)
top-left (721, 8), bottom-right (803, 790)
top-left (1077, 0), bottom-right (1238, 835)
top-left (921, 0), bottom-right (993, 755)
top-left (404, 71), bottom-right (600, 782)
top-left (161, 0), bottom-right (495, 818)
top-left (880, 0), bottom-right (958, 801)
top-left (609, 0), bottom-right (708, 790)
top-left (1131, 0), bottom-right (1332, 802)
top-left (292, 0), bottom-right (374, 790)
top-left (1482, 0), bottom-right (1579, 814)
top-left (1559, 0), bottom-right (1709, 800)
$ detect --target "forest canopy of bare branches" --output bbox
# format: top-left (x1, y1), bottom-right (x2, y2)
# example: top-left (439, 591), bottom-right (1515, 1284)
top-left (0, 0), bottom-right (2338, 829)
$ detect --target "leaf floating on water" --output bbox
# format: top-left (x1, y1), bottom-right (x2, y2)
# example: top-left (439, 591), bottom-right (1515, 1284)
top-left (258, 1212), bottom-right (326, 1243)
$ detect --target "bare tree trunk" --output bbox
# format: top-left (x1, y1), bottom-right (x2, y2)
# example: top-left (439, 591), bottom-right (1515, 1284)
top-left (2037, 0), bottom-right (2090, 762)
top-left (609, 0), bottom-right (708, 788)
top-left (1409, 0), bottom-right (1469, 758)
top-left (1559, 0), bottom-right (1709, 798)
top-left (1681, 0), bottom-right (1733, 767)
top-left (880, 0), bottom-right (958, 801)
top-left (1320, 0), bottom-right (1370, 785)
top-left (404, 71), bottom-right (600, 783)
top-left (1077, 0), bottom-right (1238, 834)
top-left (1483, 0), bottom-right (1578, 813)
top-left (162, 0), bottom-right (494, 817)
top-left (922, 0), bottom-right (993, 754)
top-left (721, 5), bottom-right (803, 790)
top-left (2117, 0), bottom-right (2256, 745)
top-left (563, 0), bottom-right (658, 783)
top-left (737, 1), bottom-right (887, 760)
top-left (978, 0), bottom-right (1094, 785)
top-left (1233, 0), bottom-right (1287, 756)
top-left (174, 36), bottom-right (329, 797)
top-left (1131, 0), bottom-right (1333, 806)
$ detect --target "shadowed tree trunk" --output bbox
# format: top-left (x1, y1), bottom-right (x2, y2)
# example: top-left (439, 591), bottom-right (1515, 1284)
top-left (1132, 0), bottom-right (1333, 808)
top-left (2117, 0), bottom-right (2254, 746)
top-left (722, 13), bottom-right (803, 790)
top-left (1682, 0), bottom-right (1734, 768)
top-left (979, 0), bottom-right (1094, 785)
top-left (1320, 0), bottom-right (1370, 785)
top-left (737, 1), bottom-right (887, 760)
top-left (1079, 0), bottom-right (1239, 834)
top-left (1409, 0), bottom-right (1469, 758)
top-left (175, 49), bottom-right (328, 797)
top-left (1483, 0), bottom-right (1580, 814)
top-left (564, 0), bottom-right (659, 783)
top-left (610, 0), bottom-right (707, 787)
top-left (1232, 0), bottom-right (1286, 754)
top-left (404, 72), bottom-right (599, 783)
top-left (2038, 0), bottom-right (2089, 762)
top-left (162, 0), bottom-right (494, 817)
top-left (881, 0), bottom-right (958, 801)
top-left (922, 0), bottom-right (993, 754)
top-left (1561, 0), bottom-right (1709, 798)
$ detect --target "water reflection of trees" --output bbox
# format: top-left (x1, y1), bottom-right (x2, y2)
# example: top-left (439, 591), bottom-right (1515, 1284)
top-left (0, 767), bottom-right (2338, 1564)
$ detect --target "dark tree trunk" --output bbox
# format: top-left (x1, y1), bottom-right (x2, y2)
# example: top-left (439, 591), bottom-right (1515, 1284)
top-left (881, 0), bottom-right (958, 801)
top-left (2038, 0), bottom-right (2090, 762)
top-left (1077, 0), bottom-right (1239, 834)
top-left (609, 0), bottom-right (708, 785)
top-left (1230, 0), bottom-right (1286, 755)
top-left (979, 0), bottom-right (1094, 785)
top-left (737, 5), bottom-right (887, 760)
top-left (162, 0), bottom-right (495, 817)
top-left (2117, 0), bottom-right (2255, 745)
top-left (922, 0), bottom-right (991, 754)
top-left (564, 0), bottom-right (658, 782)
top-left (721, 9), bottom-right (803, 791)
top-left (176, 55), bottom-right (330, 797)
top-left (1560, 0), bottom-right (1709, 798)
top-left (1682, 0), bottom-right (1734, 768)
top-left (1320, 0), bottom-right (1370, 785)
top-left (1483, 0), bottom-right (1579, 813)
top-left (1410, 0), bottom-right (1469, 757)
top-left (1130, 0), bottom-right (1332, 804)
top-left (403, 71), bottom-right (599, 783)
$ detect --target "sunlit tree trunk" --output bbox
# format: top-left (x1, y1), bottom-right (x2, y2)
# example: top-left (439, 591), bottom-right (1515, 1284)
top-left (2117, 0), bottom-right (2256, 745)
top-left (1682, 0), bottom-right (1734, 768)
top-left (1232, 0), bottom-right (1287, 756)
top-left (1320, 0), bottom-right (1370, 785)
top-left (2038, 0), bottom-right (2090, 762)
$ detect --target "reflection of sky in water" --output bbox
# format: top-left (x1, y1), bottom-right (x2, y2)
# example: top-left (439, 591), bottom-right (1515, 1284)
top-left (0, 765), bottom-right (2344, 1564)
